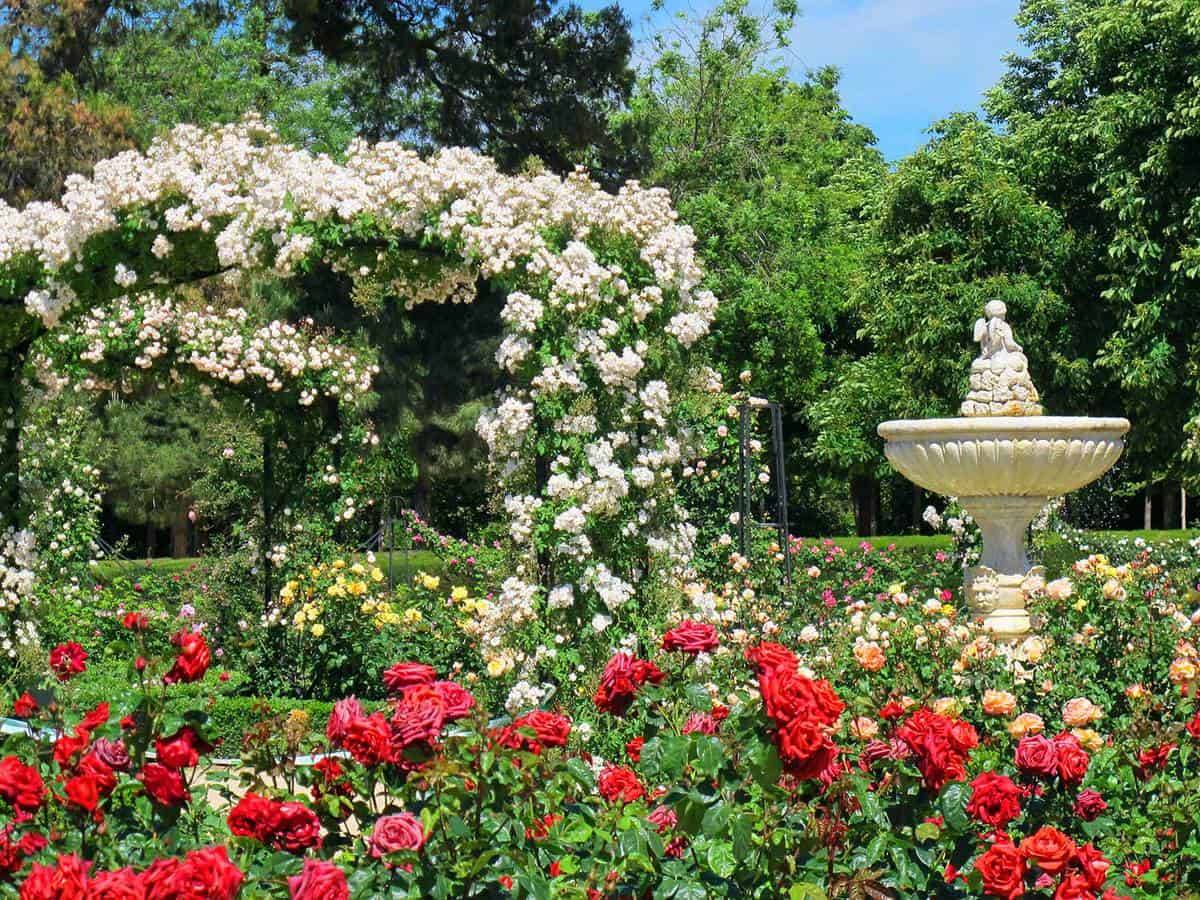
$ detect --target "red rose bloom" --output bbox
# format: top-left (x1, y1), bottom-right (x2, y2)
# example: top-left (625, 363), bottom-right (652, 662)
top-left (342, 713), bottom-right (393, 766)
top-left (775, 717), bottom-right (838, 780)
top-left (1186, 710), bottom-right (1200, 740)
top-left (661, 620), bottom-right (719, 654)
top-left (122, 612), bottom-right (149, 631)
top-left (1020, 826), bottom-right (1077, 876)
top-left (49, 642), bottom-right (88, 681)
top-left (87, 867), bottom-right (143, 900)
top-left (974, 840), bottom-right (1026, 900)
top-left (326, 697), bottom-right (365, 744)
top-left (368, 812), bottom-right (427, 859)
top-left (228, 792), bottom-right (280, 841)
top-left (64, 774), bottom-right (101, 814)
top-left (288, 859), bottom-right (349, 900)
top-left (154, 727), bottom-right (207, 771)
top-left (1073, 842), bottom-right (1111, 890)
top-left (163, 630), bottom-right (211, 684)
top-left (19, 854), bottom-right (90, 900)
top-left (626, 737), bottom-right (644, 762)
top-left (878, 700), bottom-right (907, 720)
top-left (272, 801), bottom-right (322, 853)
top-left (142, 846), bottom-right (243, 900)
top-left (139, 763), bottom-right (188, 807)
top-left (391, 686), bottom-right (447, 750)
top-left (515, 710), bottom-right (571, 749)
top-left (382, 661), bottom-right (437, 694)
top-left (966, 772), bottom-right (1023, 827)
top-left (1136, 742), bottom-right (1175, 777)
top-left (759, 668), bottom-right (844, 727)
top-left (744, 641), bottom-right (798, 675)
top-left (1073, 788), bottom-right (1108, 821)
top-left (12, 693), bottom-right (37, 718)
top-left (598, 765), bottom-right (645, 803)
top-left (1053, 732), bottom-right (1090, 784)
top-left (895, 708), bottom-right (977, 791)
top-left (594, 652), bottom-right (661, 716)
top-left (431, 681), bottom-right (476, 720)
top-left (0, 756), bottom-right (46, 812)
top-left (1015, 733), bottom-right (1059, 778)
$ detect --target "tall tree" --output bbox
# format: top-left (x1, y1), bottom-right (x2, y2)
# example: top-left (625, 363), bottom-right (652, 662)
top-left (281, 0), bottom-right (640, 178)
top-left (987, 0), bottom-right (1200, 490)
top-left (626, 0), bottom-right (885, 532)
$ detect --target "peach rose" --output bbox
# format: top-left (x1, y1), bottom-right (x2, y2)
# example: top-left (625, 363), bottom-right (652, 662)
top-left (853, 641), bottom-right (886, 673)
top-left (932, 697), bottom-right (961, 717)
top-left (1102, 578), bottom-right (1126, 601)
top-left (1169, 657), bottom-right (1198, 685)
top-left (850, 717), bottom-right (879, 740)
top-left (982, 690), bottom-right (1017, 717)
top-left (1061, 697), bottom-right (1103, 728)
top-left (1045, 578), bottom-right (1073, 600)
top-left (1071, 728), bottom-right (1104, 752)
top-left (1008, 712), bottom-right (1045, 739)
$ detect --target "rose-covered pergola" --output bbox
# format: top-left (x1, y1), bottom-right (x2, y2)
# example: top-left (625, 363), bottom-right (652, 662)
top-left (0, 118), bottom-right (717, 653)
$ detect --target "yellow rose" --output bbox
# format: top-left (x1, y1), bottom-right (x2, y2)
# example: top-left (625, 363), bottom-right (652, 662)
top-left (451, 586), bottom-right (469, 602)
top-left (310, 623), bottom-right (325, 638)
top-left (370, 567), bottom-right (384, 582)
top-left (332, 559), bottom-right (346, 570)
top-left (403, 608), bottom-right (423, 624)
top-left (418, 572), bottom-right (440, 591)
top-left (1071, 728), bottom-right (1104, 752)
top-left (486, 658), bottom-right (507, 677)
top-left (982, 689), bottom-right (1017, 717)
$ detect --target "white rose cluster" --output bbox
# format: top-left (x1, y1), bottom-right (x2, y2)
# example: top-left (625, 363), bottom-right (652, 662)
top-left (0, 118), bottom-right (718, 643)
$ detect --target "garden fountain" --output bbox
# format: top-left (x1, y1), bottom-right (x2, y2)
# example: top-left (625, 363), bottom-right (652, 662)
top-left (877, 301), bottom-right (1130, 638)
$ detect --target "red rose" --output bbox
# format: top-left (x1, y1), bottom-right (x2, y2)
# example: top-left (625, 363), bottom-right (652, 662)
top-left (974, 840), bottom-right (1026, 900)
top-left (272, 801), bottom-right (322, 853)
top-left (87, 867), bottom-right (143, 900)
top-left (744, 641), bottom-right (798, 675)
top-left (79, 702), bottom-right (111, 733)
top-left (228, 792), bottom-right (280, 841)
top-left (514, 710), bottom-right (571, 749)
top-left (594, 652), bottom-right (647, 716)
top-left (1015, 733), bottom-right (1059, 778)
top-left (895, 708), bottom-right (975, 791)
top-left (775, 717), bottom-right (838, 780)
top-left (1187, 710), bottom-right (1200, 740)
top-left (288, 859), bottom-right (348, 900)
top-left (1136, 742), bottom-right (1175, 777)
top-left (759, 668), bottom-right (844, 727)
top-left (966, 772), bottom-right (1022, 827)
top-left (648, 804), bottom-right (678, 834)
top-left (326, 697), bottom-right (365, 744)
top-left (154, 727), bottom-right (207, 771)
top-left (661, 620), bottom-right (719, 654)
top-left (878, 700), bottom-right (907, 720)
top-left (139, 763), bottom-right (188, 807)
top-left (91, 739), bottom-right (130, 772)
top-left (0, 757), bottom-right (46, 812)
top-left (49, 642), bottom-right (88, 681)
top-left (1073, 842), bottom-right (1111, 890)
top-left (368, 812), bottom-right (427, 859)
top-left (634, 658), bottom-right (665, 685)
top-left (683, 712), bottom-right (719, 735)
top-left (626, 737), bottom-right (644, 762)
top-left (64, 774), bottom-right (101, 813)
top-left (1053, 732), bottom-right (1090, 784)
top-left (340, 713), bottom-right (393, 766)
top-left (143, 846), bottom-right (243, 900)
top-left (12, 693), bottom-right (37, 718)
top-left (122, 612), bottom-right (149, 631)
top-left (19, 854), bottom-right (90, 900)
top-left (1055, 872), bottom-right (1096, 900)
top-left (431, 681), bottom-right (476, 720)
top-left (163, 631), bottom-right (211, 684)
top-left (1073, 788), bottom-right (1108, 821)
top-left (77, 753), bottom-right (117, 796)
top-left (1020, 826), bottom-right (1076, 876)
top-left (598, 765), bottom-right (645, 803)
top-left (391, 686), bottom-right (447, 750)
top-left (382, 661), bottom-right (437, 694)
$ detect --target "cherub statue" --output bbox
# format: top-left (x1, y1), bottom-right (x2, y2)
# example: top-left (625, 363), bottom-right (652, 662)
top-left (973, 300), bottom-right (1023, 361)
top-left (960, 300), bottom-right (1043, 417)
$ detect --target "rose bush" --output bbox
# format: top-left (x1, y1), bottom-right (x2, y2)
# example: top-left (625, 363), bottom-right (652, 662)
top-left (3, 543), bottom-right (1200, 898)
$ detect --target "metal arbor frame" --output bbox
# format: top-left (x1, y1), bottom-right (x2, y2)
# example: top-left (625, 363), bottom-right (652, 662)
top-left (736, 399), bottom-right (792, 585)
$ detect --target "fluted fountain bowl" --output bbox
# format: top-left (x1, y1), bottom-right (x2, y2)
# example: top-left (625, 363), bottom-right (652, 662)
top-left (877, 415), bottom-right (1130, 639)
top-left (877, 416), bottom-right (1131, 498)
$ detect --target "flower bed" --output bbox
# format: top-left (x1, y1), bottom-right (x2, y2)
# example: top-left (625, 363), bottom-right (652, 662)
top-left (3, 546), bottom-right (1200, 898)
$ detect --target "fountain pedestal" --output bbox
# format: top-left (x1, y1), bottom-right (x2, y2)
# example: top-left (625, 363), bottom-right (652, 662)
top-left (960, 495), bottom-right (1049, 638)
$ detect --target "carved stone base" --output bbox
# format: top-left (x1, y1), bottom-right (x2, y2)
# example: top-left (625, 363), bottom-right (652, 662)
top-left (965, 565), bottom-right (1043, 640)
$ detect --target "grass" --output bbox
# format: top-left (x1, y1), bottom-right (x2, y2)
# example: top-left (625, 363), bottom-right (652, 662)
top-left (90, 549), bottom-right (445, 586)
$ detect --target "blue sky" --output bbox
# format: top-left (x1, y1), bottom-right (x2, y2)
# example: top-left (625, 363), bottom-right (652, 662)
top-left (583, 0), bottom-right (1024, 162)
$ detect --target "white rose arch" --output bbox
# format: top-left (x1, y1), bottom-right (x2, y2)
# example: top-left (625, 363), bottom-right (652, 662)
top-left (0, 119), bottom-right (718, 648)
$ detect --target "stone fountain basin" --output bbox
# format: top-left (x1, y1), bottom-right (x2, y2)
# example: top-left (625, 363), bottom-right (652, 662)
top-left (876, 416), bottom-right (1131, 498)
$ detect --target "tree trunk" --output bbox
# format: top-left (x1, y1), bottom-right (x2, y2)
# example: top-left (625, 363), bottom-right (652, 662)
top-left (911, 484), bottom-right (924, 531)
top-left (0, 349), bottom-right (21, 529)
top-left (1144, 487), bottom-right (1153, 530)
top-left (171, 508), bottom-right (190, 558)
top-left (145, 521), bottom-right (157, 558)
top-left (851, 474), bottom-right (877, 537)
top-left (1164, 482), bottom-right (1179, 532)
